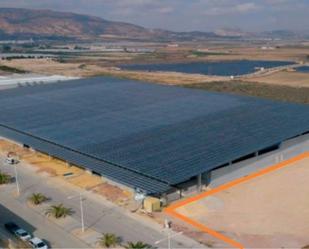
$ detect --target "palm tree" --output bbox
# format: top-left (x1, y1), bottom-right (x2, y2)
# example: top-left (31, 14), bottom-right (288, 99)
top-left (45, 204), bottom-right (74, 219)
top-left (0, 172), bottom-right (11, 185)
top-left (99, 233), bottom-right (120, 248)
top-left (125, 241), bottom-right (152, 249)
top-left (28, 193), bottom-right (48, 205)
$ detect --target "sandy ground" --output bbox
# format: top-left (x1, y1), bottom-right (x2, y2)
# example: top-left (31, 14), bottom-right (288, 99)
top-left (177, 157), bottom-right (309, 248)
top-left (0, 139), bottom-right (132, 206)
top-left (0, 58), bottom-right (104, 77)
top-left (247, 70), bottom-right (309, 87)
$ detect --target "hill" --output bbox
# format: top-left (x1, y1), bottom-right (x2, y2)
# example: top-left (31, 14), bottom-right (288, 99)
top-left (0, 8), bottom-right (218, 41)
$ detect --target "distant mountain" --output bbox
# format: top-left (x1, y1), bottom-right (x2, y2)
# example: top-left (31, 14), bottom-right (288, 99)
top-left (0, 8), bottom-right (220, 41)
top-left (260, 30), bottom-right (309, 39)
top-left (0, 8), bottom-right (306, 42)
top-left (214, 28), bottom-right (252, 37)
top-left (216, 27), bottom-right (309, 40)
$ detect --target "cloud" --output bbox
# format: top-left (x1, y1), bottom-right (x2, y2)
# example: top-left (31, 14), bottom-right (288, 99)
top-left (0, 0), bottom-right (307, 32)
top-left (236, 2), bottom-right (259, 12)
top-left (204, 2), bottom-right (260, 16)
top-left (157, 6), bottom-right (174, 14)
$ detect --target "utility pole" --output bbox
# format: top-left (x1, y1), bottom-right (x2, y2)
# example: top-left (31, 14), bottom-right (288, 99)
top-left (166, 219), bottom-right (171, 249)
top-left (14, 163), bottom-right (20, 195)
top-left (68, 192), bottom-right (85, 233)
top-left (154, 219), bottom-right (183, 249)
top-left (79, 193), bottom-right (85, 233)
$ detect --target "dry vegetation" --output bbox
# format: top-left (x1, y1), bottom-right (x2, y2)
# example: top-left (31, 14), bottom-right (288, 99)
top-left (0, 44), bottom-right (308, 105)
top-left (0, 58), bottom-right (228, 84)
top-left (200, 46), bottom-right (308, 62)
top-left (247, 70), bottom-right (309, 87)
top-left (184, 80), bottom-right (309, 104)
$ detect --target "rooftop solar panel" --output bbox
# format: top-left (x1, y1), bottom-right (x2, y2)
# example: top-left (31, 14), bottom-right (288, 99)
top-left (0, 125), bottom-right (170, 194)
top-left (0, 77), bottom-right (308, 193)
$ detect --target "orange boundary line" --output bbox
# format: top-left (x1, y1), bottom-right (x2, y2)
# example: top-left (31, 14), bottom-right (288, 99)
top-left (165, 152), bottom-right (309, 249)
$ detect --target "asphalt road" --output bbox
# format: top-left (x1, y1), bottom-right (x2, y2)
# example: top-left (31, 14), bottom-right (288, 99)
top-left (0, 218), bottom-right (21, 248)
top-left (0, 155), bottom-right (203, 248)
top-left (0, 197), bottom-right (88, 248)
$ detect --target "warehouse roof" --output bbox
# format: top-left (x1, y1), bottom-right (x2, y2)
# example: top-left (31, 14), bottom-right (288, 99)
top-left (0, 77), bottom-right (308, 194)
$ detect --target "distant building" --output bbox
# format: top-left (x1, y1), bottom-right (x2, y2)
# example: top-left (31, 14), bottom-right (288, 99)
top-left (261, 46), bottom-right (275, 50)
top-left (167, 43), bottom-right (179, 48)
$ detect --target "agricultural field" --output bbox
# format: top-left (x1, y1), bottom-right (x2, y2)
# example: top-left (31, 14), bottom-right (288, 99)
top-left (0, 42), bottom-right (308, 104)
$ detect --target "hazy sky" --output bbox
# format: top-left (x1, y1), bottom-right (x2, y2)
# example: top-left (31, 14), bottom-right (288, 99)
top-left (0, 0), bottom-right (308, 32)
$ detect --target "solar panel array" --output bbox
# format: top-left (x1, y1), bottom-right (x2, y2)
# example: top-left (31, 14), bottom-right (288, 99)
top-left (0, 77), bottom-right (308, 194)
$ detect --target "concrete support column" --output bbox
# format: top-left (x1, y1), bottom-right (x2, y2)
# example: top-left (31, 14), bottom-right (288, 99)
top-left (276, 154), bottom-right (282, 163)
top-left (197, 174), bottom-right (202, 192)
top-left (204, 172), bottom-right (211, 187)
top-left (178, 189), bottom-right (183, 199)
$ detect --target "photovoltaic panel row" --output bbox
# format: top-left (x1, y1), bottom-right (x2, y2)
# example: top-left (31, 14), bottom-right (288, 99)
top-left (80, 102), bottom-right (309, 184)
top-left (0, 77), bottom-right (308, 190)
top-left (0, 125), bottom-right (170, 194)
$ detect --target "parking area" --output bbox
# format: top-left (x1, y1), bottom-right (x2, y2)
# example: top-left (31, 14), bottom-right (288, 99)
top-left (168, 153), bottom-right (309, 248)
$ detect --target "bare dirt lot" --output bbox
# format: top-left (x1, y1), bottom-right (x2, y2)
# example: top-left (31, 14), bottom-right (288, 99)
top-left (177, 156), bottom-right (309, 248)
top-left (247, 70), bottom-right (309, 87)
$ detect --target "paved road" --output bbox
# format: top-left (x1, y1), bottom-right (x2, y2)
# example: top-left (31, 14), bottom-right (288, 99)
top-left (0, 155), bottom-right (203, 248)
top-left (0, 219), bottom-right (21, 248)
top-left (240, 63), bottom-right (308, 78)
top-left (0, 196), bottom-right (88, 248)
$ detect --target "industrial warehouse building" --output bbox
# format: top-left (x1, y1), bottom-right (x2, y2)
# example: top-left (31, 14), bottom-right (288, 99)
top-left (0, 77), bottom-right (308, 199)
